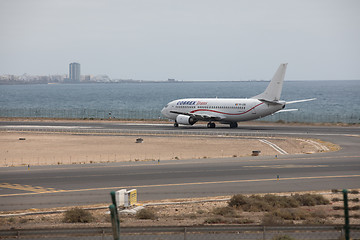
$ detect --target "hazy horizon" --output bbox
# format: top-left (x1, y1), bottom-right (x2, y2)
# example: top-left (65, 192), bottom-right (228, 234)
top-left (1, 0), bottom-right (359, 81)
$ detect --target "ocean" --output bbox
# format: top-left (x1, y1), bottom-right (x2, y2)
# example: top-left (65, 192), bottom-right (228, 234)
top-left (0, 80), bottom-right (359, 123)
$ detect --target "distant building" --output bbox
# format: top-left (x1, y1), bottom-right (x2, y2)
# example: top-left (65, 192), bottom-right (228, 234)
top-left (69, 62), bottom-right (80, 82)
top-left (84, 75), bottom-right (91, 81)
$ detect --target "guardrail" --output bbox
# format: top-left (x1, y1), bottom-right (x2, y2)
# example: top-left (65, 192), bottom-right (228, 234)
top-left (1, 225), bottom-right (360, 239)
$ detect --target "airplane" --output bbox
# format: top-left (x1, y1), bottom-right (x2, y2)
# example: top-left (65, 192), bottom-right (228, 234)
top-left (161, 63), bottom-right (316, 128)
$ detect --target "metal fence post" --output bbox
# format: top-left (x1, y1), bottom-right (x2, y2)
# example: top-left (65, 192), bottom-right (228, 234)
top-left (343, 189), bottom-right (350, 240)
top-left (263, 225), bottom-right (266, 240)
top-left (109, 204), bottom-right (119, 240)
top-left (110, 191), bottom-right (120, 240)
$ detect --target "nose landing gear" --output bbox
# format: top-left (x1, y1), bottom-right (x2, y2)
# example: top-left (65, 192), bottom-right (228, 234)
top-left (207, 122), bottom-right (216, 128)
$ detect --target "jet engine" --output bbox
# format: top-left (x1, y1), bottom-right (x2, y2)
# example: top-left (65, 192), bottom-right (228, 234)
top-left (176, 114), bottom-right (197, 125)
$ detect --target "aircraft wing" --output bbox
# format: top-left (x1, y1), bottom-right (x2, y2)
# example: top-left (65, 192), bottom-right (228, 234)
top-left (170, 111), bottom-right (224, 121)
top-left (286, 98), bottom-right (316, 104)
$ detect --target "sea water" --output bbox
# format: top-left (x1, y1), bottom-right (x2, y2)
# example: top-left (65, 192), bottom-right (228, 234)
top-left (0, 80), bottom-right (359, 123)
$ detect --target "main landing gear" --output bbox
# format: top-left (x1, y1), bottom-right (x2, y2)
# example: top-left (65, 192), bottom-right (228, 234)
top-left (229, 122), bottom-right (238, 128)
top-left (207, 122), bottom-right (216, 128)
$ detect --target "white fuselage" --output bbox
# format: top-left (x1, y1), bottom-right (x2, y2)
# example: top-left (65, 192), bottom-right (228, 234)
top-left (160, 64), bottom-right (315, 128)
top-left (161, 98), bottom-right (285, 123)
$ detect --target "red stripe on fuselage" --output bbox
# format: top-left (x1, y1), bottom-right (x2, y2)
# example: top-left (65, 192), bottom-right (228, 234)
top-left (189, 102), bottom-right (264, 115)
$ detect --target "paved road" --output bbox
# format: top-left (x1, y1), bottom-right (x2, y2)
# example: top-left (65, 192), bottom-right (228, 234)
top-left (0, 121), bottom-right (359, 211)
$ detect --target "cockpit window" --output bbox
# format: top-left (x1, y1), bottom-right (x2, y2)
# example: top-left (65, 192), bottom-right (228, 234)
top-left (164, 104), bottom-right (168, 108)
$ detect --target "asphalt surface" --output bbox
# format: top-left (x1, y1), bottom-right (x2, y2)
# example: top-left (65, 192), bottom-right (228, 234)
top-left (0, 121), bottom-right (359, 211)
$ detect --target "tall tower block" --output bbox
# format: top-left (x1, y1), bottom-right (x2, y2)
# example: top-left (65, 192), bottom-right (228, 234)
top-left (69, 62), bottom-right (80, 82)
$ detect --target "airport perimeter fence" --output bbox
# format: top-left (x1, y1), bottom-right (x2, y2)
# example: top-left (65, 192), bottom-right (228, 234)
top-left (1, 225), bottom-right (360, 240)
top-left (0, 126), bottom-right (277, 138)
top-left (1, 107), bottom-right (359, 124)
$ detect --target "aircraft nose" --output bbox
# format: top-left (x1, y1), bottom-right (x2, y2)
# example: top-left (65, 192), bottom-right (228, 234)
top-left (161, 107), bottom-right (168, 117)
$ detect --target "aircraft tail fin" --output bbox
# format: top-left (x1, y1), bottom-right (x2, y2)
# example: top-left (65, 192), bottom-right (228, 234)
top-left (252, 63), bottom-right (288, 101)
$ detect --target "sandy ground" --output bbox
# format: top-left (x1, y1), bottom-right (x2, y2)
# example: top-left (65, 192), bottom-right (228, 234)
top-left (0, 132), bottom-right (336, 167)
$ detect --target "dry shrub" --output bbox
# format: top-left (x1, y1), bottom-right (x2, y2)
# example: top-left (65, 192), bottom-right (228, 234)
top-left (304, 210), bottom-right (330, 224)
top-left (136, 208), bottom-right (157, 220)
top-left (63, 208), bottom-right (94, 223)
top-left (204, 217), bottom-right (224, 224)
top-left (228, 194), bottom-right (248, 208)
top-left (228, 194), bottom-right (272, 211)
top-left (270, 208), bottom-right (310, 220)
top-left (264, 194), bottom-right (299, 208)
top-left (229, 195), bottom-right (285, 212)
top-left (229, 193), bottom-right (329, 212)
top-left (293, 193), bottom-right (329, 206)
top-left (245, 197), bottom-right (273, 212)
top-left (262, 214), bottom-right (285, 225)
top-left (310, 209), bottom-right (328, 218)
top-left (212, 206), bottom-right (238, 217)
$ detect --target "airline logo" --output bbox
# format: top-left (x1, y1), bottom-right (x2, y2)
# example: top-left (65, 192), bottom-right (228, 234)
top-left (177, 100), bottom-right (208, 105)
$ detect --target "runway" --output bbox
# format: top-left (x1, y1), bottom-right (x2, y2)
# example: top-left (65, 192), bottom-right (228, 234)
top-left (0, 121), bottom-right (359, 211)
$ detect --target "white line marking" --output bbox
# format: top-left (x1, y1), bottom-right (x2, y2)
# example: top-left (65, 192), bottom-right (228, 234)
top-left (297, 139), bottom-right (329, 151)
top-left (0, 125), bottom-right (98, 129)
top-left (259, 139), bottom-right (288, 155)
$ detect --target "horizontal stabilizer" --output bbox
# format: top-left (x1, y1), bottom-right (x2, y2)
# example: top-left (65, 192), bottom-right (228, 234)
top-left (286, 98), bottom-right (316, 104)
top-left (277, 109), bottom-right (298, 113)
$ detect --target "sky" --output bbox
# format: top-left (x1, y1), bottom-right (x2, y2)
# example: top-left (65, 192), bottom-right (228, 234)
top-left (0, 0), bottom-right (359, 81)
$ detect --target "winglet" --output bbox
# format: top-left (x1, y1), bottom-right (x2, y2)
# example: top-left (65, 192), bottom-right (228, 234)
top-left (252, 63), bottom-right (288, 101)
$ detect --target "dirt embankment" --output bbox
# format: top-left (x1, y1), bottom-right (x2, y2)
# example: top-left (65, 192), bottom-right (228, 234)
top-left (1, 190), bottom-right (359, 230)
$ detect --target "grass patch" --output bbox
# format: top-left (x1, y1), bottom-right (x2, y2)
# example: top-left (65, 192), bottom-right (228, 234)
top-left (272, 235), bottom-right (296, 240)
top-left (204, 216), bottom-right (254, 224)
